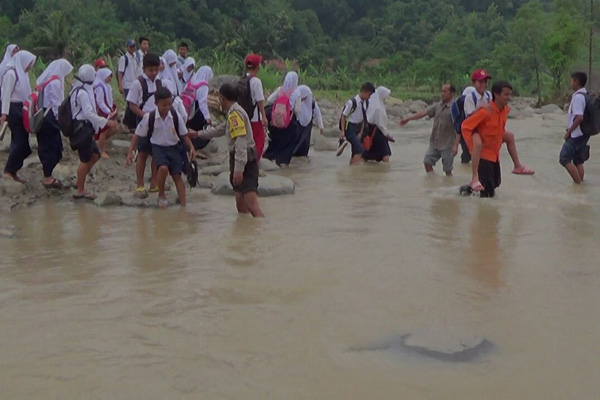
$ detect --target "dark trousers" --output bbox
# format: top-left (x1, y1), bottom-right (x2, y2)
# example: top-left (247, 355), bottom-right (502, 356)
top-left (4, 102), bottom-right (32, 175)
top-left (122, 89), bottom-right (136, 130)
top-left (460, 134), bottom-right (471, 163)
top-left (187, 106), bottom-right (210, 150)
top-left (36, 110), bottom-right (63, 177)
top-left (293, 121), bottom-right (312, 157)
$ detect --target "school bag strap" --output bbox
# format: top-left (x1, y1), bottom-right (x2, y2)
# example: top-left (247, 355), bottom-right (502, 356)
top-left (147, 108), bottom-right (180, 140)
top-left (138, 77), bottom-right (162, 110)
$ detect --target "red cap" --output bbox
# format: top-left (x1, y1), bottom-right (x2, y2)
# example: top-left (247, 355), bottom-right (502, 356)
top-left (94, 58), bottom-right (107, 69)
top-left (471, 69), bottom-right (492, 82)
top-left (245, 54), bottom-right (263, 69)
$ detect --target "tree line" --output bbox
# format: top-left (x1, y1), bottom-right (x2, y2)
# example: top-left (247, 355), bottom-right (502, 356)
top-left (0, 0), bottom-right (596, 102)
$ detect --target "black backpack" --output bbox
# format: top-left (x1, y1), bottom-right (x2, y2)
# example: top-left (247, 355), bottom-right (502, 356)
top-left (58, 86), bottom-right (85, 138)
top-left (578, 92), bottom-right (600, 136)
top-left (138, 76), bottom-right (162, 110)
top-left (339, 98), bottom-right (358, 131)
top-left (237, 75), bottom-right (255, 118)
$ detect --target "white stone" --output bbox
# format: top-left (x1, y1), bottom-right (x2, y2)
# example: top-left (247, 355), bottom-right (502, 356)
top-left (211, 172), bottom-right (295, 196)
top-left (314, 135), bottom-right (338, 151)
top-left (94, 192), bottom-right (122, 207)
top-left (541, 104), bottom-right (563, 114)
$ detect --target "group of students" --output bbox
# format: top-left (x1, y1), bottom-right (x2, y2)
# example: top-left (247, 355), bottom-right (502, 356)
top-left (0, 37), bottom-right (593, 211)
top-left (0, 41), bottom-right (264, 216)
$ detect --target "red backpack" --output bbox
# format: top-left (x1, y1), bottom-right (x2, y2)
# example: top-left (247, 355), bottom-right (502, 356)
top-left (23, 75), bottom-right (60, 134)
top-left (181, 80), bottom-right (208, 119)
top-left (271, 88), bottom-right (294, 129)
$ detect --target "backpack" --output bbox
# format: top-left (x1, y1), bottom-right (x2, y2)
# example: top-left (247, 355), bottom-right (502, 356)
top-left (138, 76), bottom-right (162, 110)
top-left (338, 98), bottom-right (358, 131)
top-left (24, 75), bottom-right (60, 134)
top-left (576, 92), bottom-right (600, 136)
top-left (450, 91), bottom-right (491, 134)
top-left (237, 75), bottom-right (255, 118)
top-left (57, 86), bottom-right (85, 138)
top-left (271, 88), bottom-right (293, 129)
top-left (180, 80), bottom-right (208, 118)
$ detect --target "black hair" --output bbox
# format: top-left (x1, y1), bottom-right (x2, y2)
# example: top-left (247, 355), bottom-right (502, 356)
top-left (138, 36), bottom-right (150, 45)
top-left (155, 87), bottom-right (173, 102)
top-left (445, 83), bottom-right (456, 94)
top-left (360, 82), bottom-right (376, 94)
top-left (571, 71), bottom-right (588, 88)
top-left (179, 42), bottom-right (189, 49)
top-left (220, 83), bottom-right (239, 102)
top-left (491, 80), bottom-right (513, 100)
top-left (143, 53), bottom-right (160, 69)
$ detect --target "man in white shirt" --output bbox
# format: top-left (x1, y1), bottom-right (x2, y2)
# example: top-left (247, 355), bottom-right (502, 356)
top-left (118, 39), bottom-right (141, 132)
top-left (559, 72), bottom-right (590, 184)
top-left (136, 37), bottom-right (150, 76)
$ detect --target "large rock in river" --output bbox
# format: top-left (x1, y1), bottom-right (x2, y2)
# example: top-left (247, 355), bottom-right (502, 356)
top-left (211, 172), bottom-right (295, 196)
top-left (352, 328), bottom-right (493, 363)
top-left (541, 104), bottom-right (563, 114)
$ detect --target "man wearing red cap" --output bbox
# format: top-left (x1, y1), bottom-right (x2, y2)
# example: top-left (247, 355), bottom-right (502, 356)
top-left (243, 54), bottom-right (268, 160)
top-left (462, 69), bottom-right (534, 187)
top-left (94, 59), bottom-right (107, 71)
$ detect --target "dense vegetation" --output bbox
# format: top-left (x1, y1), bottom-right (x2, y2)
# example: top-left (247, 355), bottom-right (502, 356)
top-left (0, 0), bottom-right (597, 101)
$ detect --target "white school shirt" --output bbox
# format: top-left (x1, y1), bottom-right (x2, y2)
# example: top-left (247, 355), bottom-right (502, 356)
top-left (1, 70), bottom-right (24, 115)
top-left (463, 86), bottom-right (492, 117)
top-left (94, 85), bottom-right (113, 115)
top-left (135, 110), bottom-right (188, 147)
top-left (249, 75), bottom-right (264, 122)
top-left (126, 75), bottom-right (161, 113)
top-left (118, 52), bottom-right (140, 90)
top-left (342, 95), bottom-right (365, 124)
top-left (313, 102), bottom-right (325, 130)
top-left (42, 80), bottom-right (64, 116)
top-left (71, 88), bottom-right (107, 133)
top-left (568, 88), bottom-right (587, 139)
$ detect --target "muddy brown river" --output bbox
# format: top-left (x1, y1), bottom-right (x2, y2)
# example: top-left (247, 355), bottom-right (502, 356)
top-left (1, 115), bottom-right (600, 399)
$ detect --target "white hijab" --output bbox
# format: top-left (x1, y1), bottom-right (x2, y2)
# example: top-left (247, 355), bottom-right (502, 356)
top-left (3, 50), bottom-right (36, 101)
top-left (158, 57), bottom-right (167, 80)
top-left (163, 50), bottom-right (182, 95)
top-left (291, 85), bottom-right (314, 127)
top-left (0, 44), bottom-right (18, 82)
top-left (282, 71), bottom-right (298, 94)
top-left (192, 65), bottom-right (213, 85)
top-left (181, 57), bottom-right (195, 83)
top-left (367, 86), bottom-right (391, 133)
top-left (93, 67), bottom-right (113, 106)
top-left (37, 58), bottom-right (73, 86)
top-left (72, 64), bottom-right (96, 105)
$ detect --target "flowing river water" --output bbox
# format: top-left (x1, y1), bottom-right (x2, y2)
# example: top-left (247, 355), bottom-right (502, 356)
top-left (1, 116), bottom-right (600, 399)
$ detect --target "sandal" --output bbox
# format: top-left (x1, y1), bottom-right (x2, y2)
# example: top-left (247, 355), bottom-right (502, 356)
top-left (134, 187), bottom-right (149, 198)
top-left (73, 192), bottom-right (97, 200)
top-left (470, 180), bottom-right (485, 192)
top-left (512, 166), bottom-right (535, 175)
top-left (43, 178), bottom-right (64, 189)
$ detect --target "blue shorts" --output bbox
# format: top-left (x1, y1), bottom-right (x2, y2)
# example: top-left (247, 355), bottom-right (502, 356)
top-left (345, 123), bottom-right (364, 156)
top-left (137, 136), bottom-right (153, 155)
top-left (559, 136), bottom-right (590, 166)
top-left (152, 144), bottom-right (183, 175)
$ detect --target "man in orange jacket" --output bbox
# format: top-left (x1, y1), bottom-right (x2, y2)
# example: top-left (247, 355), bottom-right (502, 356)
top-left (460, 81), bottom-right (512, 198)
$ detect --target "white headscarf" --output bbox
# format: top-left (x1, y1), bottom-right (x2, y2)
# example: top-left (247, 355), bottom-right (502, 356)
top-left (367, 86), bottom-right (391, 133)
top-left (162, 78), bottom-right (177, 98)
top-left (291, 85), bottom-right (314, 127)
top-left (192, 65), bottom-right (213, 84)
top-left (282, 71), bottom-right (298, 94)
top-left (36, 58), bottom-right (73, 86)
top-left (72, 64), bottom-right (96, 105)
top-left (181, 57), bottom-right (195, 83)
top-left (158, 56), bottom-right (167, 80)
top-left (93, 67), bottom-right (113, 106)
top-left (0, 44), bottom-right (18, 82)
top-left (3, 50), bottom-right (36, 101)
top-left (162, 50), bottom-right (182, 94)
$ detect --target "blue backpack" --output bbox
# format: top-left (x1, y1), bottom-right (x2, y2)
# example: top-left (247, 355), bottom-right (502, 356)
top-left (450, 91), bottom-right (491, 134)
